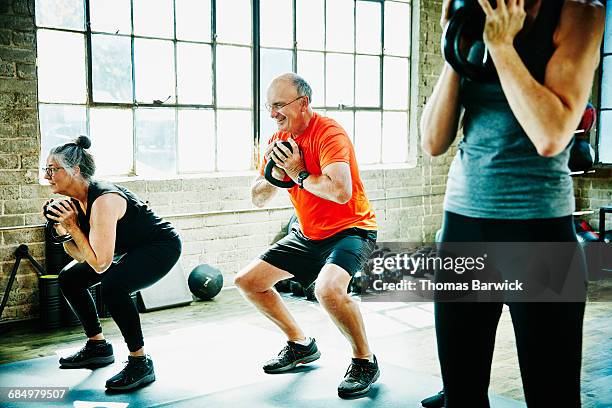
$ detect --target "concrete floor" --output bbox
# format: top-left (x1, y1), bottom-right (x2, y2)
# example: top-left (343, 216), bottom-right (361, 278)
top-left (0, 286), bottom-right (610, 407)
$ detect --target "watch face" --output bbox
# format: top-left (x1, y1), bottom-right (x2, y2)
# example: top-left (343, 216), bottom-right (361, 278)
top-left (298, 171), bottom-right (309, 179)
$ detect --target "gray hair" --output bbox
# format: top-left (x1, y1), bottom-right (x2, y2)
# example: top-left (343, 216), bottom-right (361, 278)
top-left (276, 73), bottom-right (313, 104)
top-left (291, 74), bottom-right (313, 104)
top-left (49, 135), bottom-right (96, 180)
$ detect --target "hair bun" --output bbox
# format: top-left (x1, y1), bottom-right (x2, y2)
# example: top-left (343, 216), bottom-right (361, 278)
top-left (75, 135), bottom-right (91, 149)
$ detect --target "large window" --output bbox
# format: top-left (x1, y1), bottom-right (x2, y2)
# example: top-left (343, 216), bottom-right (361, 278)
top-left (598, 1), bottom-right (612, 164)
top-left (36, 0), bottom-right (412, 178)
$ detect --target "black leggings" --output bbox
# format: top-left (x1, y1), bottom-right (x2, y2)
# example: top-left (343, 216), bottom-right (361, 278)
top-left (59, 237), bottom-right (181, 352)
top-left (436, 211), bottom-right (585, 408)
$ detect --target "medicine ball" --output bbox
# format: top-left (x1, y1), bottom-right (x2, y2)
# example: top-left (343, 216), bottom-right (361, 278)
top-left (577, 103), bottom-right (596, 134)
top-left (188, 264), bottom-right (223, 300)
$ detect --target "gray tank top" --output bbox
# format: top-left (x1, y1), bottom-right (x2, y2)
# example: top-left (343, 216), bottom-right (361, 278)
top-left (444, 1), bottom-right (573, 219)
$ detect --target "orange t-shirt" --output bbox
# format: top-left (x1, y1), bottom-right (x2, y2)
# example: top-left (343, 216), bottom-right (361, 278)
top-left (259, 112), bottom-right (377, 240)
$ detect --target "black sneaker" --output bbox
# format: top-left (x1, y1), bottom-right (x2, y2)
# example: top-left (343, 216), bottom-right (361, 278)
top-left (263, 338), bottom-right (321, 373)
top-left (421, 389), bottom-right (445, 407)
top-left (59, 340), bottom-right (114, 368)
top-left (105, 355), bottom-right (156, 391)
top-left (337, 355), bottom-right (380, 399)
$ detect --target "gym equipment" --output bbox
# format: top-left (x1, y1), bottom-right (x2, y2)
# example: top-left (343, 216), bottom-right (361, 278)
top-left (289, 280), bottom-right (305, 297)
top-left (421, 390), bottom-right (445, 408)
top-left (0, 245), bottom-right (45, 322)
top-left (569, 139), bottom-right (596, 172)
top-left (304, 282), bottom-right (316, 301)
top-left (39, 274), bottom-right (63, 330)
top-left (577, 102), bottom-right (596, 134)
top-left (275, 279), bottom-right (292, 293)
top-left (443, 0), bottom-right (497, 82)
top-left (138, 262), bottom-right (192, 311)
top-left (264, 141), bottom-right (296, 188)
top-left (43, 202), bottom-right (72, 243)
top-left (570, 104), bottom-right (597, 172)
top-left (188, 264), bottom-right (223, 300)
top-left (350, 271), bottom-right (369, 294)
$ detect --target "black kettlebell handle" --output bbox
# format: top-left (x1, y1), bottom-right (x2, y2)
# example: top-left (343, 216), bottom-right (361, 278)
top-left (443, 1), bottom-right (496, 82)
top-left (264, 141), bottom-right (296, 189)
top-left (43, 203), bottom-right (73, 244)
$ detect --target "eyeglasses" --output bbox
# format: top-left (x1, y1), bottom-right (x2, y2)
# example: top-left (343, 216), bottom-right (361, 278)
top-left (42, 166), bottom-right (64, 177)
top-left (265, 95), bottom-right (306, 112)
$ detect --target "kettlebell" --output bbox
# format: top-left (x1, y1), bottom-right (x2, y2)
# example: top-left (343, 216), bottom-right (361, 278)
top-left (443, 0), bottom-right (498, 82)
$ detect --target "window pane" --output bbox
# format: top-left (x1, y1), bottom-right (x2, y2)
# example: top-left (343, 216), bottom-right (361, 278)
top-left (35, 0), bottom-right (84, 30)
top-left (326, 0), bottom-right (354, 53)
top-left (297, 51), bottom-right (324, 108)
top-left (296, 0), bottom-right (324, 50)
top-left (605, 2), bottom-right (612, 53)
top-left (601, 56), bottom-right (612, 108)
top-left (89, 108), bottom-right (133, 176)
top-left (134, 38), bottom-right (175, 104)
top-left (356, 1), bottom-right (381, 55)
top-left (355, 111), bottom-right (381, 164)
top-left (326, 53), bottom-right (354, 107)
top-left (135, 108), bottom-right (176, 176)
top-left (217, 46), bottom-right (252, 108)
top-left (217, 110), bottom-right (253, 171)
top-left (217, 0), bottom-right (251, 45)
top-left (355, 55), bottom-right (380, 107)
top-left (92, 34), bottom-right (133, 103)
top-left (177, 42), bottom-right (213, 104)
top-left (383, 56), bottom-right (409, 109)
top-left (382, 111), bottom-right (408, 163)
top-left (133, 0), bottom-right (174, 39)
top-left (261, 0), bottom-right (293, 48)
top-left (384, 1), bottom-right (411, 57)
top-left (90, 0), bottom-right (131, 34)
top-left (38, 104), bottom-right (87, 171)
top-left (260, 49), bottom-right (293, 98)
top-left (260, 48), bottom-right (293, 144)
top-left (176, 0), bottom-right (211, 42)
top-left (37, 30), bottom-right (86, 103)
top-left (328, 111), bottom-right (354, 143)
top-left (599, 110), bottom-right (612, 163)
top-left (178, 109), bottom-right (215, 172)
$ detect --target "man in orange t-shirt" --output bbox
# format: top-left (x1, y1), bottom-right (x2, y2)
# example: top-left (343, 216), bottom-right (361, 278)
top-left (234, 73), bottom-right (379, 399)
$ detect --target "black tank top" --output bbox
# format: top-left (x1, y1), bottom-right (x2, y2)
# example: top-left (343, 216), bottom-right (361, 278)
top-left (72, 180), bottom-right (178, 255)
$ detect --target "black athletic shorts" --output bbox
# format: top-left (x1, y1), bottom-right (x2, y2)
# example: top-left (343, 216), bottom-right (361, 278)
top-left (260, 224), bottom-right (377, 287)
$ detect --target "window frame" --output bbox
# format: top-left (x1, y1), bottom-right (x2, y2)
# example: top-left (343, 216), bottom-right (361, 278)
top-left (35, 0), bottom-right (414, 178)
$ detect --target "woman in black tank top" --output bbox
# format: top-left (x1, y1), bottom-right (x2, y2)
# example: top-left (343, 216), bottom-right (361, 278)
top-left (43, 136), bottom-right (182, 392)
top-left (420, 1), bottom-right (604, 407)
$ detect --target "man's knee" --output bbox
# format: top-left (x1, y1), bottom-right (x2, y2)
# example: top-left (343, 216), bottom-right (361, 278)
top-left (314, 280), bottom-right (347, 305)
top-left (235, 260), bottom-right (289, 294)
top-left (234, 266), bottom-right (265, 293)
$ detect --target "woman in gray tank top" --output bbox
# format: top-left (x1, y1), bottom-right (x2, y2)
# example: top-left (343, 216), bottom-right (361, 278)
top-left (419, 1), bottom-right (604, 407)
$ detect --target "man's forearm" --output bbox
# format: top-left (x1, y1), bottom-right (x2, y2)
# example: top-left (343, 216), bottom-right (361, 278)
top-left (251, 178), bottom-right (278, 207)
top-left (284, 167), bottom-right (350, 204)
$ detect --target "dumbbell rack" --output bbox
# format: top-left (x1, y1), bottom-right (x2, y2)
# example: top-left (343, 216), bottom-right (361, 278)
top-left (599, 206), bottom-right (612, 275)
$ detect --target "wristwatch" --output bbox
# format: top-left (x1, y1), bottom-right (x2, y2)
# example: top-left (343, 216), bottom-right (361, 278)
top-left (297, 170), bottom-right (310, 189)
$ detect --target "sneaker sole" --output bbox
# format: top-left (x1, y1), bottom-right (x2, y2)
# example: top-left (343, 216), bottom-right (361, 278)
top-left (105, 372), bottom-right (156, 391)
top-left (337, 369), bottom-right (380, 399)
top-left (263, 350), bottom-right (321, 373)
top-left (59, 355), bottom-right (115, 368)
